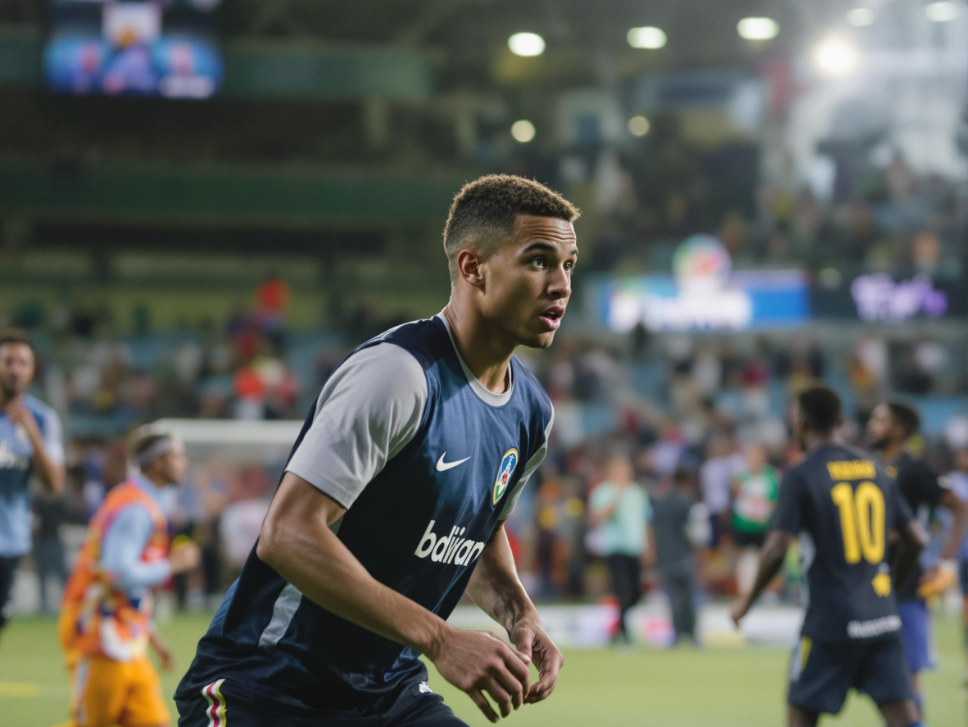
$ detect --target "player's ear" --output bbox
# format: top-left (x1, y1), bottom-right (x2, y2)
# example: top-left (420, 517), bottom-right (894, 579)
top-left (455, 249), bottom-right (485, 290)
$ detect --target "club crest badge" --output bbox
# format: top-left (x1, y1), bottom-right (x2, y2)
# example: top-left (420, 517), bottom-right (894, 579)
top-left (492, 448), bottom-right (519, 506)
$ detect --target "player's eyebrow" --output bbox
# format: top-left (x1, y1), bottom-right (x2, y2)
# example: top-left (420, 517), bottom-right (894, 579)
top-left (521, 241), bottom-right (579, 257)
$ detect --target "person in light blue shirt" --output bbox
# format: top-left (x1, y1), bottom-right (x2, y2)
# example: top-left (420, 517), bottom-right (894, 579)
top-left (589, 455), bottom-right (651, 644)
top-left (0, 328), bottom-right (64, 644)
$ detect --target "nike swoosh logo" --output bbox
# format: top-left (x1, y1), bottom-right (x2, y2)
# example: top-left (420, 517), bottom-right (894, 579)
top-left (436, 453), bottom-right (471, 472)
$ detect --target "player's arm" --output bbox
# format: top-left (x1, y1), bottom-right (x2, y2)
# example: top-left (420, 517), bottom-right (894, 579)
top-left (101, 506), bottom-right (199, 589)
top-left (731, 468), bottom-right (801, 626)
top-left (892, 521), bottom-right (927, 588)
top-left (259, 475), bottom-right (531, 722)
top-left (466, 521), bottom-right (563, 704)
top-left (909, 463), bottom-right (967, 595)
top-left (6, 403), bottom-right (64, 494)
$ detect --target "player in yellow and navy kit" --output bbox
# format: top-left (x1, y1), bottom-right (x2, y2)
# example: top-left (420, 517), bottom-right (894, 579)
top-left (732, 385), bottom-right (928, 727)
top-left (868, 400), bottom-right (968, 718)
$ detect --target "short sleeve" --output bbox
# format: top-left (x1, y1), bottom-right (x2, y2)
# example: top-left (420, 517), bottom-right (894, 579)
top-left (498, 404), bottom-right (554, 520)
top-left (41, 409), bottom-right (65, 465)
top-left (902, 461), bottom-right (948, 506)
top-left (771, 468), bottom-right (804, 535)
top-left (285, 344), bottom-right (428, 509)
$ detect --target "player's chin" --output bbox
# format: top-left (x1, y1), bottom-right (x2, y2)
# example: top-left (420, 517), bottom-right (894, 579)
top-left (518, 329), bottom-right (557, 349)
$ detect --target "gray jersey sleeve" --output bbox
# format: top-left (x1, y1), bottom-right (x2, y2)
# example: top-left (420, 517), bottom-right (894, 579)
top-left (499, 404), bottom-right (554, 520)
top-left (284, 344), bottom-right (428, 509)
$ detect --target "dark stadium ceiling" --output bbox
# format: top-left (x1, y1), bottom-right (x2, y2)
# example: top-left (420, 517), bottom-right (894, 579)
top-left (0, 0), bottom-right (869, 72)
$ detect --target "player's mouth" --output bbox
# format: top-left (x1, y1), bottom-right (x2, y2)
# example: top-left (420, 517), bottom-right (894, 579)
top-left (537, 305), bottom-right (565, 331)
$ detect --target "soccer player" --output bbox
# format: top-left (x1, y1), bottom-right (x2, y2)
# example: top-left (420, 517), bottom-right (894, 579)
top-left (176, 175), bottom-right (577, 726)
top-left (867, 400), bottom-right (968, 716)
top-left (0, 328), bottom-right (65, 646)
top-left (60, 426), bottom-right (200, 727)
top-left (732, 385), bottom-right (928, 727)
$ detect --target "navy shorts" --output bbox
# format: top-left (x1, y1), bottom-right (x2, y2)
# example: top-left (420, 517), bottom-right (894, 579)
top-left (897, 599), bottom-right (937, 674)
top-left (787, 635), bottom-right (913, 715)
top-left (959, 559), bottom-right (968, 596)
top-left (177, 677), bottom-right (469, 727)
top-left (0, 556), bottom-right (21, 629)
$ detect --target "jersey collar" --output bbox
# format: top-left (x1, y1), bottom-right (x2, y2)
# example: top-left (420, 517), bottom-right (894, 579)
top-left (435, 312), bottom-right (514, 407)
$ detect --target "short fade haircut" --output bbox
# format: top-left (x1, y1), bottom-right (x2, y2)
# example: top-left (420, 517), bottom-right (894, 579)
top-left (884, 399), bottom-right (921, 438)
top-left (0, 328), bottom-right (33, 353)
top-left (442, 174), bottom-right (580, 282)
top-left (798, 385), bottom-right (842, 433)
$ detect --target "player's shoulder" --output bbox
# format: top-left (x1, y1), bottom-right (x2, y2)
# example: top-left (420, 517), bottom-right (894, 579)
top-left (363, 316), bottom-right (453, 373)
top-left (23, 394), bottom-right (61, 428)
top-left (510, 355), bottom-right (553, 423)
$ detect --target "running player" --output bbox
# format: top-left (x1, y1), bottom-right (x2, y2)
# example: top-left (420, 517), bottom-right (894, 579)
top-left (868, 400), bottom-right (968, 716)
top-left (60, 426), bottom-right (200, 727)
top-left (0, 328), bottom-right (64, 646)
top-left (732, 385), bottom-right (928, 727)
top-left (176, 174), bottom-right (577, 726)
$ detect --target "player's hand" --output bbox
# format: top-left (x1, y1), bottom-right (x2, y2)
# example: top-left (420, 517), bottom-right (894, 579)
top-left (730, 597), bottom-right (751, 628)
top-left (431, 626), bottom-right (531, 723)
top-left (4, 401), bottom-right (37, 435)
top-left (152, 639), bottom-right (174, 671)
top-left (510, 619), bottom-right (564, 705)
top-left (169, 541), bottom-right (201, 575)
top-left (917, 559), bottom-right (958, 599)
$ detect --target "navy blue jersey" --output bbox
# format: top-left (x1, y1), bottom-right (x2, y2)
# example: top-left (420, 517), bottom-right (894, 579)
top-left (773, 443), bottom-right (913, 643)
top-left (176, 315), bottom-right (553, 714)
top-left (883, 452), bottom-right (948, 602)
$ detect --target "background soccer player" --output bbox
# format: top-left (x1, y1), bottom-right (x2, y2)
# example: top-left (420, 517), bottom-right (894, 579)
top-left (732, 385), bottom-right (928, 727)
top-left (0, 328), bottom-right (64, 647)
top-left (60, 426), bottom-right (200, 727)
top-left (868, 400), bottom-right (968, 717)
top-left (176, 174), bottom-right (577, 726)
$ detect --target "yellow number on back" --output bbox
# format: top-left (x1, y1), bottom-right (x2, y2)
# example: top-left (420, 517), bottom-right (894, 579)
top-left (830, 481), bottom-right (885, 564)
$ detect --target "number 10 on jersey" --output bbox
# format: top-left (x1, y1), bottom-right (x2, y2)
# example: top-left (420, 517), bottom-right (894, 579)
top-left (830, 482), bottom-right (885, 564)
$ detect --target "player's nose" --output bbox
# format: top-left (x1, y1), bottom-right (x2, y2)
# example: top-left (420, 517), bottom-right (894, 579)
top-left (546, 266), bottom-right (571, 299)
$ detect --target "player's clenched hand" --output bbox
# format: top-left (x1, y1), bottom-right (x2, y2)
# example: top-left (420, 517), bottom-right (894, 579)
top-left (510, 620), bottom-right (563, 704)
top-left (169, 541), bottom-right (201, 575)
top-left (431, 626), bottom-right (531, 723)
top-left (730, 597), bottom-right (751, 628)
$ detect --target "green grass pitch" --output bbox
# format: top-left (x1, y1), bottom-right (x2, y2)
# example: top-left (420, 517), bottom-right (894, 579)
top-left (1, 613), bottom-right (964, 726)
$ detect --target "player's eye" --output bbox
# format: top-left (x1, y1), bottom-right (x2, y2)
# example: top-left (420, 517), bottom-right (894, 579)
top-left (564, 260), bottom-right (576, 274)
top-left (530, 256), bottom-right (546, 268)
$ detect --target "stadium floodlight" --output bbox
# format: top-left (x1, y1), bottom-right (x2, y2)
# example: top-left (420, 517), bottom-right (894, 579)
top-left (511, 119), bottom-right (536, 142)
top-left (846, 8), bottom-right (875, 26)
top-left (628, 116), bottom-right (651, 136)
top-left (925, 1), bottom-right (959, 22)
top-left (814, 37), bottom-right (858, 76)
top-left (737, 17), bottom-right (779, 40)
top-left (627, 26), bottom-right (667, 49)
top-left (508, 32), bottom-right (546, 57)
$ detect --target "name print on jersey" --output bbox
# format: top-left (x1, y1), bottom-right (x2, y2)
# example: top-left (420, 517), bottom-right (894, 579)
top-left (414, 520), bottom-right (486, 566)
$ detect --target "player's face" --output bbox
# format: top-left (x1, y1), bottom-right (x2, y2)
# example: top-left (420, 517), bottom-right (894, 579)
top-left (0, 343), bottom-right (35, 400)
top-left (480, 215), bottom-right (577, 349)
top-left (866, 404), bottom-right (898, 450)
top-left (159, 439), bottom-right (189, 485)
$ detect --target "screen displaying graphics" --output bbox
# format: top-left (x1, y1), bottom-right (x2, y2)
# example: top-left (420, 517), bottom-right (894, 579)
top-left (593, 235), bottom-right (811, 332)
top-left (45, 0), bottom-right (223, 98)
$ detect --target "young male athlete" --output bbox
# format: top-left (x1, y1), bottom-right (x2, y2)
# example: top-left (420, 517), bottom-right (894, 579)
top-left (0, 328), bottom-right (64, 646)
top-left (868, 400), bottom-right (968, 716)
top-left (732, 385), bottom-right (928, 727)
top-left (176, 175), bottom-right (578, 726)
top-left (60, 426), bottom-right (200, 727)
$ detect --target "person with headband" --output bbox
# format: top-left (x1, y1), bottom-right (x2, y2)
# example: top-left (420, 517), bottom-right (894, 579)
top-left (59, 426), bottom-right (200, 727)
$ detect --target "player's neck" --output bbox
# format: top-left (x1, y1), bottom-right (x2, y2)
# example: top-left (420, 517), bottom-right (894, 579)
top-left (139, 470), bottom-right (168, 489)
top-left (803, 433), bottom-right (837, 452)
top-left (441, 301), bottom-right (514, 395)
top-left (877, 440), bottom-right (906, 463)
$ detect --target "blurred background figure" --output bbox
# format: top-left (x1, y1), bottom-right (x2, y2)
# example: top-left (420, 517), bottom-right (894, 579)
top-left (652, 467), bottom-right (702, 647)
top-left (588, 454), bottom-right (651, 645)
top-left (731, 443), bottom-right (780, 596)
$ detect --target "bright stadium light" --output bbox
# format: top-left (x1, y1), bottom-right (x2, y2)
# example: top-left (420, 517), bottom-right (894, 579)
top-left (508, 32), bottom-right (546, 57)
top-left (925, 1), bottom-right (959, 22)
top-left (815, 37), bottom-right (858, 76)
top-left (628, 116), bottom-right (651, 136)
top-left (627, 26), bottom-right (667, 49)
top-left (737, 17), bottom-right (779, 40)
top-left (846, 8), bottom-right (875, 26)
top-left (511, 119), bottom-right (536, 143)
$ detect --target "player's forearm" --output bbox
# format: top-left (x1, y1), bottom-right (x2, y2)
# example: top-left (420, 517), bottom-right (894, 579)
top-left (257, 516), bottom-right (450, 659)
top-left (891, 537), bottom-right (923, 587)
top-left (744, 534), bottom-right (789, 606)
top-left (25, 427), bottom-right (64, 494)
top-left (939, 492), bottom-right (968, 561)
top-left (466, 524), bottom-right (539, 632)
